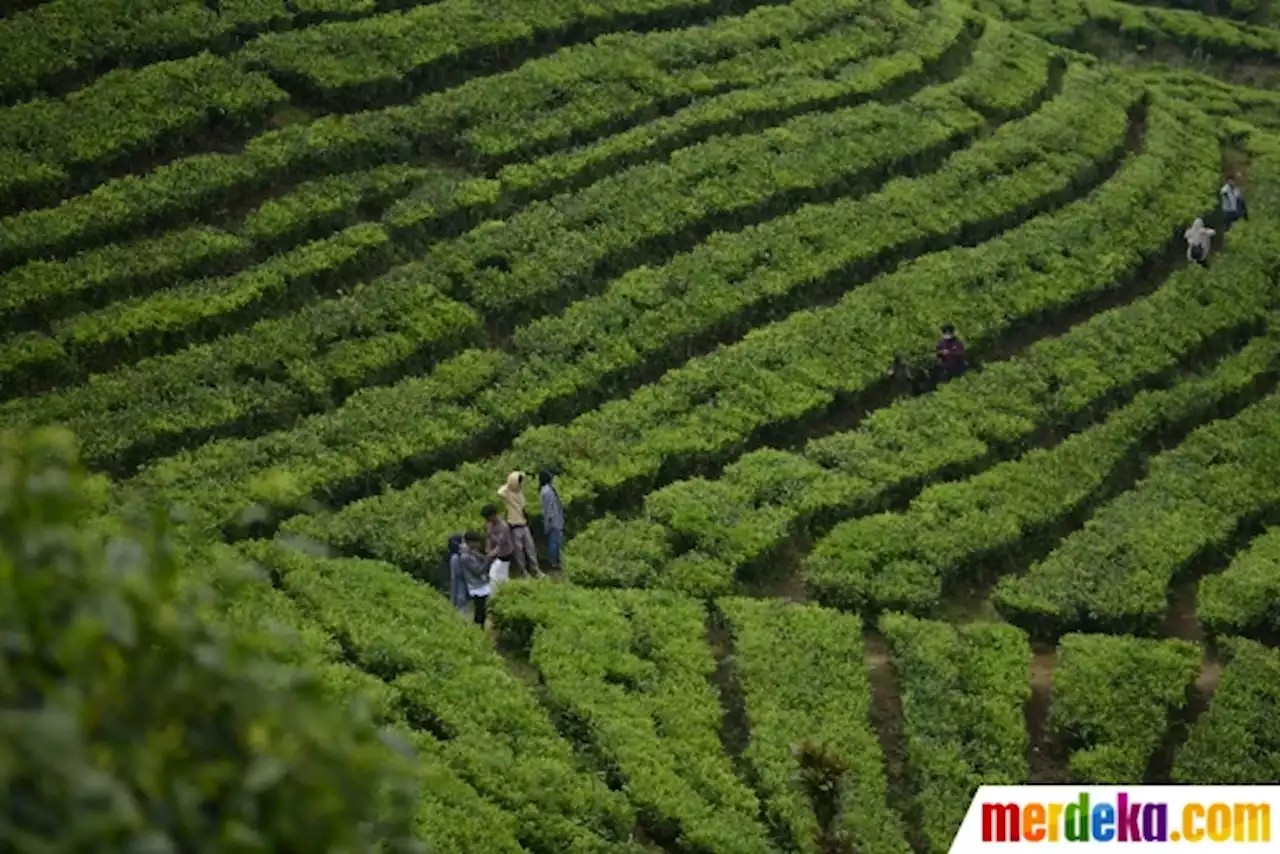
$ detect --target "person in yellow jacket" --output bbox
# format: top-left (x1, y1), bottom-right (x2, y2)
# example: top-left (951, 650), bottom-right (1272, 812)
top-left (497, 471), bottom-right (544, 578)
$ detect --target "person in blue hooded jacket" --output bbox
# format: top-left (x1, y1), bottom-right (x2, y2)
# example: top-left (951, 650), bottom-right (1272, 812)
top-left (539, 468), bottom-right (565, 570)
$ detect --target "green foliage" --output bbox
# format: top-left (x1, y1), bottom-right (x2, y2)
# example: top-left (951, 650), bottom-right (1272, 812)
top-left (981, 0), bottom-right (1280, 57)
top-left (806, 325), bottom-right (1280, 614)
top-left (0, 224), bottom-right (391, 397)
top-left (540, 96), bottom-right (1218, 596)
top-left (493, 583), bottom-right (775, 854)
top-left (0, 227), bottom-right (250, 332)
top-left (241, 0), bottom-right (810, 105)
top-left (719, 597), bottom-right (910, 854)
top-left (278, 61), bottom-right (1137, 569)
top-left (1051, 634), bottom-right (1201, 783)
top-left (0, 430), bottom-right (423, 854)
top-left (1198, 527), bottom-right (1280, 638)
top-left (1174, 637), bottom-right (1280, 784)
top-left (0, 0), bottom-right (291, 102)
top-left (0, 0), bottom-right (956, 470)
top-left (0, 53), bottom-right (286, 206)
top-left (879, 615), bottom-right (1030, 854)
top-left (992, 390), bottom-right (1280, 635)
top-left (244, 541), bottom-right (637, 854)
top-left (0, 0), bottom-right (904, 266)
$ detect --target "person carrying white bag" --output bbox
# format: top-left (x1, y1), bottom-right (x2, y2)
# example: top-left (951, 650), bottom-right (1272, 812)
top-left (482, 504), bottom-right (515, 592)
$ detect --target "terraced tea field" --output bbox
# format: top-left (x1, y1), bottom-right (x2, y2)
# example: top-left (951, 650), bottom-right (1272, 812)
top-left (4, 0), bottom-right (1280, 849)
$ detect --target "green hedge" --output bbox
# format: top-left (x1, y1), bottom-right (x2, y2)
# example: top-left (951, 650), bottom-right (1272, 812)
top-left (492, 583), bottom-right (775, 854)
top-left (405, 28), bottom-right (1038, 323)
top-left (199, 551), bottom-right (536, 853)
top-left (361, 0), bottom-right (927, 161)
top-left (718, 598), bottom-right (910, 854)
top-left (240, 0), bottom-right (800, 107)
top-left (386, 8), bottom-right (978, 255)
top-left (0, 224), bottom-right (391, 397)
top-left (878, 614), bottom-right (1030, 854)
top-left (552, 97), bottom-right (1216, 596)
top-left (0, 53), bottom-right (287, 211)
top-left (1142, 69), bottom-right (1280, 133)
top-left (0, 226), bottom-right (250, 335)
top-left (0, 270), bottom-right (481, 474)
top-left (244, 62), bottom-right (1138, 559)
top-left (992, 390), bottom-right (1280, 636)
top-left (1197, 527), bottom-right (1280, 638)
top-left (241, 540), bottom-right (638, 854)
top-left (977, 0), bottom-right (1280, 57)
top-left (0, 0), bottom-right (291, 102)
top-left (805, 327), bottom-right (1280, 614)
top-left (0, 163), bottom-right (442, 337)
top-left (0, 0), bottom-right (887, 266)
top-left (1051, 634), bottom-right (1201, 783)
top-left (0, 4), bottom-right (972, 473)
top-left (1173, 637), bottom-right (1280, 783)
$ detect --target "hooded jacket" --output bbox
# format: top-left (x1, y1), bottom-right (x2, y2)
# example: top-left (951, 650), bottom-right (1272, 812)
top-left (539, 469), bottom-right (565, 533)
top-left (497, 471), bottom-right (528, 526)
top-left (457, 544), bottom-right (489, 591)
top-left (1220, 182), bottom-right (1242, 214)
top-left (1185, 218), bottom-right (1215, 259)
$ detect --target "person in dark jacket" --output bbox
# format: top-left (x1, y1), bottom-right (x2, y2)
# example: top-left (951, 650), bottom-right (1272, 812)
top-left (1220, 175), bottom-right (1246, 231)
top-left (447, 534), bottom-right (468, 614)
top-left (539, 468), bottom-right (565, 571)
top-left (935, 324), bottom-right (967, 381)
top-left (456, 531), bottom-right (490, 626)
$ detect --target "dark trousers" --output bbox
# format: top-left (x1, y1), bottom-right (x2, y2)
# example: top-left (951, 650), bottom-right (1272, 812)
top-left (1224, 209), bottom-right (1241, 231)
top-left (472, 595), bottom-right (488, 626)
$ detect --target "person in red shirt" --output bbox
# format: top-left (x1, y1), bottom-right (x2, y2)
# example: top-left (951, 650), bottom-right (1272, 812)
top-left (935, 324), bottom-right (967, 381)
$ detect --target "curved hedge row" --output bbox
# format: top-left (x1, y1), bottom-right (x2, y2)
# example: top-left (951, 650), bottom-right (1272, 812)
top-left (879, 614), bottom-right (1030, 854)
top-left (0, 0), bottom-right (290, 102)
top-left (0, 223), bottom-right (392, 396)
top-left (0, 0), bottom-right (904, 267)
top-left (492, 584), bottom-right (776, 854)
top-left (243, 540), bottom-right (638, 854)
top-left (136, 57), bottom-right (1122, 540)
top-left (1052, 634), bottom-right (1201, 783)
top-left (804, 326), bottom-right (1280, 614)
top-left (977, 0), bottom-right (1280, 58)
top-left (1173, 637), bottom-right (1280, 784)
top-left (719, 598), bottom-right (910, 854)
top-left (992, 390), bottom-right (1280, 636)
top-left (239, 0), bottom-right (800, 107)
top-left (0, 53), bottom-right (287, 213)
top-left (1198, 527), bottom-right (1280, 639)
top-left (0, 3), bottom-right (975, 471)
top-left (552, 98), bottom-right (1216, 597)
top-left (0, 162), bottom-right (450, 340)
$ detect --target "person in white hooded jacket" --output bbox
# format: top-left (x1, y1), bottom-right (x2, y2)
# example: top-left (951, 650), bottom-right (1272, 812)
top-left (1185, 217), bottom-right (1215, 267)
top-left (497, 471), bottom-right (544, 578)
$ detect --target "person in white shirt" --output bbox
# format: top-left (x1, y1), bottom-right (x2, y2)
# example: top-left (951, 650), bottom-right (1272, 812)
top-left (1185, 218), bottom-right (1215, 267)
top-left (1220, 176), bottom-right (1246, 231)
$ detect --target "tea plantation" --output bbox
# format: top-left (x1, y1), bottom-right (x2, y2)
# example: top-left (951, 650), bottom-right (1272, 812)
top-left (3, 0), bottom-right (1280, 849)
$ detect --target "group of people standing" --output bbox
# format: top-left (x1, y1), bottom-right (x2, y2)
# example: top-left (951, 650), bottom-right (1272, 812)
top-left (448, 469), bottom-right (566, 625)
top-left (1185, 175), bottom-right (1248, 267)
top-left (443, 179), bottom-right (1253, 628)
